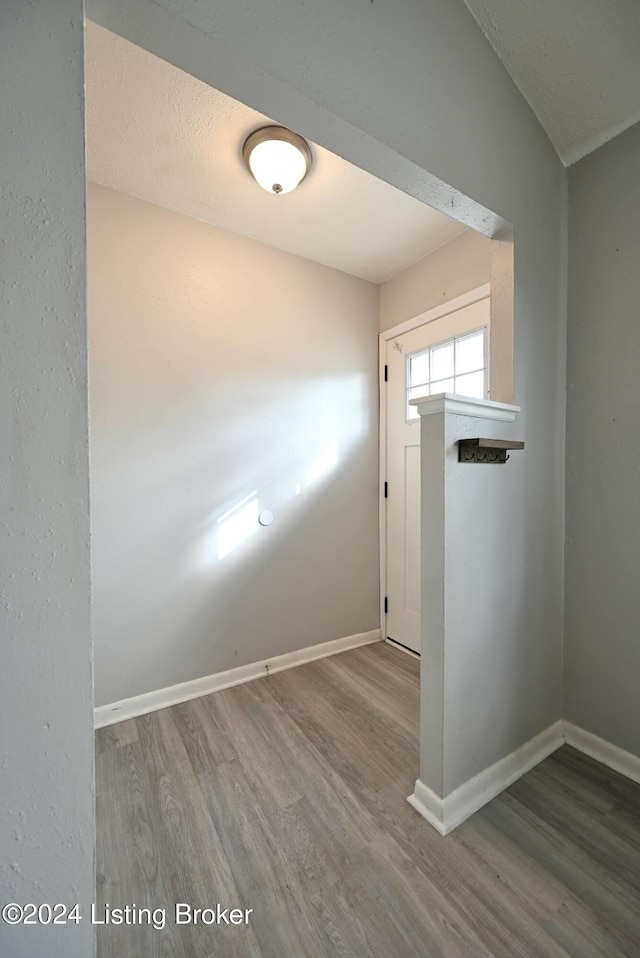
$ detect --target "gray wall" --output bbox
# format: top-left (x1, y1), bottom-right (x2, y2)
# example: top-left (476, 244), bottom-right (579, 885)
top-left (89, 184), bottom-right (379, 706)
top-left (565, 120), bottom-right (640, 757)
top-left (0, 2), bottom-right (95, 956)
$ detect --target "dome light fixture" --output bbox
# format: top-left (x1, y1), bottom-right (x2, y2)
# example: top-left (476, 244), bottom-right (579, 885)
top-left (242, 126), bottom-right (312, 196)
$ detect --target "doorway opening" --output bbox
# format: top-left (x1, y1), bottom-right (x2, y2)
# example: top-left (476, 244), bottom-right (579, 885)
top-left (86, 19), bottom-right (512, 712)
top-left (84, 16), bottom-right (516, 938)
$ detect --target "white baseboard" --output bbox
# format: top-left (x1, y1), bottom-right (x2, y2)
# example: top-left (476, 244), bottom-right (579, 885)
top-left (564, 721), bottom-right (640, 786)
top-left (408, 780), bottom-right (447, 834)
top-left (94, 629), bottom-right (381, 729)
top-left (408, 720), bottom-right (564, 836)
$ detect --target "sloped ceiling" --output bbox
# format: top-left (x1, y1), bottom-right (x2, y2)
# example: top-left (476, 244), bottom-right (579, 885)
top-left (84, 21), bottom-right (466, 284)
top-left (464, 0), bottom-right (640, 165)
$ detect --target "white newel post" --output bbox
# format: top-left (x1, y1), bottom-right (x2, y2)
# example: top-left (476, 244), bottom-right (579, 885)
top-left (407, 393), bottom-right (522, 835)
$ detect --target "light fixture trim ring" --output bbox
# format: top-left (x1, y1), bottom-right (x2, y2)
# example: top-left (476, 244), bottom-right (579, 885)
top-left (242, 125), bottom-right (313, 193)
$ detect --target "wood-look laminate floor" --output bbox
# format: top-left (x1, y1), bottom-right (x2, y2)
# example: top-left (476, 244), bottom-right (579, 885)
top-left (96, 642), bottom-right (640, 957)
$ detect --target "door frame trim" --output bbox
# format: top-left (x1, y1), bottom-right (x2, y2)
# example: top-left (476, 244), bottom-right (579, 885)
top-left (378, 283), bottom-right (491, 643)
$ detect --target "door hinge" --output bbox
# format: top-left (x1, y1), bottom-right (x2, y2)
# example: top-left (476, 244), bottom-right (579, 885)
top-left (384, 481), bottom-right (388, 498)
top-left (384, 364), bottom-right (388, 382)
top-left (384, 596), bottom-right (388, 614)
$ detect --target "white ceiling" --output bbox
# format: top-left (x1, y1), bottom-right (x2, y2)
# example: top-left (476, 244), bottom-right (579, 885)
top-left (84, 21), bottom-right (466, 284)
top-left (464, 0), bottom-right (640, 166)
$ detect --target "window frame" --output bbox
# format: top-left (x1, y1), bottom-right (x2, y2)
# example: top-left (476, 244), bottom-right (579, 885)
top-left (405, 323), bottom-right (489, 422)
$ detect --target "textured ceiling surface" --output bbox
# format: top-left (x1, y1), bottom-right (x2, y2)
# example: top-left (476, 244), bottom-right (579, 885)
top-left (85, 21), bottom-right (465, 284)
top-left (464, 0), bottom-right (640, 166)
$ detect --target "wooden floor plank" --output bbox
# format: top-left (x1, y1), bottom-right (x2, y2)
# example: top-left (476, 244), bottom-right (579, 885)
top-left (96, 642), bottom-right (640, 957)
top-left (194, 758), bottom-right (346, 958)
top-left (96, 717), bottom-right (140, 755)
top-left (169, 695), bottom-right (238, 771)
top-left (95, 742), bottom-right (187, 958)
top-left (482, 790), bottom-right (640, 953)
top-left (263, 659), bottom-right (418, 802)
top-left (321, 642), bottom-right (420, 734)
top-left (552, 746), bottom-right (640, 812)
top-left (137, 708), bottom-right (263, 958)
top-left (457, 808), bottom-right (635, 958)
top-left (510, 765), bottom-right (640, 889)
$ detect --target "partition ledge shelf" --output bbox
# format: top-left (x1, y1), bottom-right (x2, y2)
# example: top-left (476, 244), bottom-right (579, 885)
top-left (409, 392), bottom-right (520, 422)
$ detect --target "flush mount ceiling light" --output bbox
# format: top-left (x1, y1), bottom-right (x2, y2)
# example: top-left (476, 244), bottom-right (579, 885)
top-left (242, 126), bottom-right (312, 195)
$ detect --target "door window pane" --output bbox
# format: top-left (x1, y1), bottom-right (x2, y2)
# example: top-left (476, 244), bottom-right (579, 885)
top-left (408, 350), bottom-right (430, 387)
top-left (430, 377), bottom-right (455, 395)
top-left (430, 342), bottom-right (454, 381)
top-left (404, 327), bottom-right (487, 422)
top-left (454, 370), bottom-right (484, 398)
top-left (455, 331), bottom-right (484, 375)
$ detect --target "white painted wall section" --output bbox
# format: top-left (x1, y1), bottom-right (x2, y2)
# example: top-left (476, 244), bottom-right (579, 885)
top-left (379, 230), bottom-right (491, 333)
top-left (89, 184), bottom-right (379, 707)
top-left (379, 227), bottom-right (515, 403)
top-left (0, 3), bottom-right (95, 956)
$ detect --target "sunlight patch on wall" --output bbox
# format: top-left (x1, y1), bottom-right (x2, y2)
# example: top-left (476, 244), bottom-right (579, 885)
top-left (193, 372), bottom-right (369, 571)
top-left (305, 442), bottom-right (339, 488)
top-left (217, 491), bottom-right (259, 559)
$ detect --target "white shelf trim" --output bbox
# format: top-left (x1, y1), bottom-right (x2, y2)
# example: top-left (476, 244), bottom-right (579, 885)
top-left (410, 392), bottom-right (520, 422)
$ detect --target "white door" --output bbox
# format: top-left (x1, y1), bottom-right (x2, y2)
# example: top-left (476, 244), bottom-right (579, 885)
top-left (383, 295), bottom-right (489, 653)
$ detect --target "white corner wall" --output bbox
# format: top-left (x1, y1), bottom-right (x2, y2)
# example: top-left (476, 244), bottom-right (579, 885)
top-left (565, 120), bottom-right (640, 759)
top-left (379, 230), bottom-right (491, 333)
top-left (0, 3), bottom-right (95, 956)
top-left (89, 184), bottom-right (379, 706)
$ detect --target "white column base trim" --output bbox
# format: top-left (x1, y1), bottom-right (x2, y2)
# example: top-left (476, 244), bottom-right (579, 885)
top-left (408, 720), bottom-right (564, 836)
top-left (408, 781), bottom-right (448, 834)
top-left (94, 629), bottom-right (381, 729)
top-left (564, 722), bottom-right (640, 786)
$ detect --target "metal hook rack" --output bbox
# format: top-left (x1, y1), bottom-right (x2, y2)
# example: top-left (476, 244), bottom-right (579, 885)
top-left (458, 437), bottom-right (525, 464)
